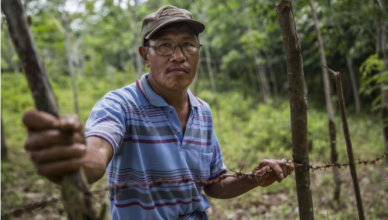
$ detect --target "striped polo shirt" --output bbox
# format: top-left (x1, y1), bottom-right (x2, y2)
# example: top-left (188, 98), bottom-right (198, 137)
top-left (85, 73), bottom-right (227, 220)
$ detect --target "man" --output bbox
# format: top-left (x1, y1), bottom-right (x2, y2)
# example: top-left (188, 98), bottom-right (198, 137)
top-left (23, 5), bottom-right (294, 220)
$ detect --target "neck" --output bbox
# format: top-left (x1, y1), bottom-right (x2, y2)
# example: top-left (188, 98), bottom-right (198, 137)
top-left (147, 76), bottom-right (189, 111)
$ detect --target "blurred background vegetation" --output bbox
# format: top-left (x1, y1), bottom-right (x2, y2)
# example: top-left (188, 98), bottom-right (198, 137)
top-left (1, 0), bottom-right (388, 219)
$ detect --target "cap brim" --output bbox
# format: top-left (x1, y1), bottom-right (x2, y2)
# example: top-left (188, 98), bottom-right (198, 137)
top-left (145, 17), bottom-right (205, 40)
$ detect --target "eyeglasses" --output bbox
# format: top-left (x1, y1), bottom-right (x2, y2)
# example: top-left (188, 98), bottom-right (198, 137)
top-left (147, 41), bottom-right (202, 56)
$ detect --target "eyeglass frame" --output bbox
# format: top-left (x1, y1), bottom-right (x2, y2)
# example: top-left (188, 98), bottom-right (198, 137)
top-left (145, 40), bottom-right (202, 57)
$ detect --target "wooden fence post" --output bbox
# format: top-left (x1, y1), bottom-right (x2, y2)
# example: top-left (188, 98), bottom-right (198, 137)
top-left (276, 1), bottom-right (315, 219)
top-left (324, 66), bottom-right (366, 220)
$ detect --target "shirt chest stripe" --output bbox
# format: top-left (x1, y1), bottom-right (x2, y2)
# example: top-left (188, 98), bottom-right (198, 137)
top-left (114, 198), bottom-right (202, 210)
top-left (124, 137), bottom-right (178, 144)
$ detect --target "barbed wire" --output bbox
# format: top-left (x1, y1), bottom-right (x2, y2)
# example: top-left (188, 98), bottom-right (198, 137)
top-left (293, 153), bottom-right (387, 171)
top-left (1, 153), bottom-right (387, 219)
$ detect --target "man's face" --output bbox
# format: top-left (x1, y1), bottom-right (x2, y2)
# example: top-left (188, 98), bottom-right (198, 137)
top-left (141, 24), bottom-right (200, 91)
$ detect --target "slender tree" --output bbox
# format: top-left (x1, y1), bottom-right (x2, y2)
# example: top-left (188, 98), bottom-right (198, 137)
top-left (203, 38), bottom-right (217, 95)
top-left (276, 0), bottom-right (315, 219)
top-left (244, 2), bottom-right (270, 103)
top-left (1, 118), bottom-right (7, 160)
top-left (308, 0), bottom-right (341, 201)
top-left (191, 4), bottom-right (217, 95)
top-left (346, 55), bottom-right (361, 113)
top-left (132, 0), bottom-right (143, 77)
top-left (61, 0), bottom-right (79, 114)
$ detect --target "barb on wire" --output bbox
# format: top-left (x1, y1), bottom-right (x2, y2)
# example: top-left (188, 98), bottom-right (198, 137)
top-left (293, 153), bottom-right (388, 171)
top-left (2, 153), bottom-right (387, 219)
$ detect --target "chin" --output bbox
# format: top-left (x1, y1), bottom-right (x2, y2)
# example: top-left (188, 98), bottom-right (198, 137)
top-left (165, 78), bottom-right (192, 90)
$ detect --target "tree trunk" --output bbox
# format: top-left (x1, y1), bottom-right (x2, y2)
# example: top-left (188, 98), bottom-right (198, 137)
top-left (346, 55), bottom-right (361, 113)
top-left (193, 68), bottom-right (199, 95)
top-left (304, 74), bottom-right (309, 98)
top-left (223, 70), bottom-right (231, 92)
top-left (259, 64), bottom-right (271, 101)
top-left (248, 66), bottom-right (258, 101)
top-left (119, 50), bottom-right (125, 72)
top-left (276, 1), bottom-right (315, 220)
top-left (61, 2), bottom-right (79, 114)
top-left (106, 62), bottom-right (115, 90)
top-left (203, 38), bottom-right (217, 95)
top-left (1, 118), bottom-right (7, 160)
top-left (266, 58), bottom-right (279, 101)
top-left (247, 24), bottom-right (270, 103)
top-left (133, 0), bottom-right (143, 77)
top-left (309, 0), bottom-right (341, 201)
top-left (91, 50), bottom-right (98, 85)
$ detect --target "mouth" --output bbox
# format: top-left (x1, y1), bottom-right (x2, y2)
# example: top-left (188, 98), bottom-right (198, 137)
top-left (167, 66), bottom-right (190, 74)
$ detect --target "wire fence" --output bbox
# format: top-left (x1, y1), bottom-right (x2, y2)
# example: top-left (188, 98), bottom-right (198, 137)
top-left (1, 153), bottom-right (387, 219)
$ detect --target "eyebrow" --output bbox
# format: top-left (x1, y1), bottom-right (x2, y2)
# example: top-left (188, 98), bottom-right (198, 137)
top-left (156, 36), bottom-right (197, 42)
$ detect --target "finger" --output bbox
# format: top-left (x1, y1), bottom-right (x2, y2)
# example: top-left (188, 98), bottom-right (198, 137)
top-left (31, 144), bottom-right (86, 164)
top-left (25, 130), bottom-right (85, 151)
top-left (22, 110), bottom-right (59, 130)
top-left (286, 163), bottom-right (295, 175)
top-left (268, 162), bottom-right (285, 182)
top-left (257, 159), bottom-right (270, 169)
top-left (36, 158), bottom-right (84, 178)
top-left (59, 115), bottom-right (83, 132)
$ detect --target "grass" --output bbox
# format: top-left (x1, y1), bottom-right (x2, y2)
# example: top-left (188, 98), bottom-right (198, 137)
top-left (1, 72), bottom-right (387, 219)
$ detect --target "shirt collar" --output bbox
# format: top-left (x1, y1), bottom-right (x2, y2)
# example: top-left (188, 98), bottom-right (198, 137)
top-left (137, 73), bottom-right (202, 108)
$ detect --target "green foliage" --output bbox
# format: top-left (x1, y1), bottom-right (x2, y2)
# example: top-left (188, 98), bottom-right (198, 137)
top-left (1, 71), bottom-right (386, 219)
top-left (359, 54), bottom-right (388, 110)
top-left (2, 0), bottom-right (388, 218)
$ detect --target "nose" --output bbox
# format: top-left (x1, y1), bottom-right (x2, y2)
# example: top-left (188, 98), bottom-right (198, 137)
top-left (170, 45), bottom-right (186, 63)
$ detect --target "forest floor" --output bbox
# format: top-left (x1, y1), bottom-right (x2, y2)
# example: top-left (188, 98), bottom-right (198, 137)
top-left (1, 146), bottom-right (387, 220)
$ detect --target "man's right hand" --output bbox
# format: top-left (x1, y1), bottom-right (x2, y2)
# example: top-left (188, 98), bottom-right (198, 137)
top-left (22, 110), bottom-right (87, 184)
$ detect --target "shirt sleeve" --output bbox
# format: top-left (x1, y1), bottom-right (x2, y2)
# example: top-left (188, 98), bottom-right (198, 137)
top-left (85, 97), bottom-right (126, 155)
top-left (209, 130), bottom-right (228, 180)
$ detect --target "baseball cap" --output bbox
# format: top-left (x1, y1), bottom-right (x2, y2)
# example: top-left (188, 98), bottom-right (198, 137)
top-left (141, 5), bottom-right (205, 43)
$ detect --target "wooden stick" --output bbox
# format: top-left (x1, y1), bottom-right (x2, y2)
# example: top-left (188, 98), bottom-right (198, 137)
top-left (1, 1), bottom-right (102, 219)
top-left (276, 1), bottom-right (315, 220)
top-left (323, 65), bottom-right (365, 220)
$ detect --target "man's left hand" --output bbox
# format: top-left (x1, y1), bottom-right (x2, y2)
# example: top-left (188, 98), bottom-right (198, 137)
top-left (252, 159), bottom-right (294, 187)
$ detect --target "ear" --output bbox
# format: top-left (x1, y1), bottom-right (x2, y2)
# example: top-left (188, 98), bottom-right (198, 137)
top-left (139, 46), bottom-right (150, 67)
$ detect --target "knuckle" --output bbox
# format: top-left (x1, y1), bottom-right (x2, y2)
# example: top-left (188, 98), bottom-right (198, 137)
top-left (22, 110), bottom-right (35, 125)
top-left (71, 144), bottom-right (85, 157)
top-left (72, 133), bottom-right (84, 143)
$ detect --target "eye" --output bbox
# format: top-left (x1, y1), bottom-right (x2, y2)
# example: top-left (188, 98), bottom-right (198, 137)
top-left (182, 41), bottom-right (195, 47)
top-left (158, 42), bottom-right (173, 48)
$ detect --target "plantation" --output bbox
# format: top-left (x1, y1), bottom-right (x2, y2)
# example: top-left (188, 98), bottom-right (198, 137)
top-left (1, 72), bottom-right (387, 219)
top-left (2, 0), bottom-right (388, 218)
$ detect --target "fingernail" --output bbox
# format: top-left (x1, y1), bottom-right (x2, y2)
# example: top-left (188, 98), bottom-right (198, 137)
top-left (52, 121), bottom-right (59, 128)
top-left (79, 144), bottom-right (86, 151)
top-left (280, 173), bottom-right (284, 179)
top-left (67, 117), bottom-right (76, 125)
